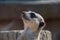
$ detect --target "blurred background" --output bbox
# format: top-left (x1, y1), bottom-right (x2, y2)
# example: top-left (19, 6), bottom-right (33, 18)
top-left (0, 0), bottom-right (60, 40)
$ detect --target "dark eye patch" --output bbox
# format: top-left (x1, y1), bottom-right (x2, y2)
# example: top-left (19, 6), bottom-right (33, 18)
top-left (30, 13), bottom-right (37, 18)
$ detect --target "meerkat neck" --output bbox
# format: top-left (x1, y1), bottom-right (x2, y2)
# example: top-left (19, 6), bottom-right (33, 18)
top-left (23, 26), bottom-right (39, 40)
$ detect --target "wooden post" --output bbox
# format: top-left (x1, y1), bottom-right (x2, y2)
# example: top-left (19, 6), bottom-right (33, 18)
top-left (0, 30), bottom-right (52, 40)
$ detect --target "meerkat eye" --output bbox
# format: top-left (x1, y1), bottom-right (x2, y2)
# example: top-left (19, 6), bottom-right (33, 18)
top-left (30, 13), bottom-right (37, 18)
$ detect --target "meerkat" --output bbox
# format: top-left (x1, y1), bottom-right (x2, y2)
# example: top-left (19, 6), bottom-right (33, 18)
top-left (17, 11), bottom-right (45, 40)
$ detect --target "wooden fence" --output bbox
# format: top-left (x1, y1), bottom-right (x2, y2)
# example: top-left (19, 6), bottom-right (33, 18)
top-left (0, 30), bottom-right (52, 40)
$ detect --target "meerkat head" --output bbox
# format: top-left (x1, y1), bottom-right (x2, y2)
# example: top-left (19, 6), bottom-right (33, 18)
top-left (22, 11), bottom-right (45, 32)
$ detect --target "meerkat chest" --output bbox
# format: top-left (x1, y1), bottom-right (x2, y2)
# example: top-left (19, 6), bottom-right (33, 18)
top-left (21, 30), bottom-right (38, 40)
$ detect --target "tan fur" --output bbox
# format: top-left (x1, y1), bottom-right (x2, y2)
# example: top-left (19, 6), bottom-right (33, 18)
top-left (17, 11), bottom-right (45, 40)
top-left (22, 17), bottom-right (39, 32)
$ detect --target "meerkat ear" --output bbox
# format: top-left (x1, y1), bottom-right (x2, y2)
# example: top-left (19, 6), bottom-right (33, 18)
top-left (38, 22), bottom-right (45, 30)
top-left (39, 22), bottom-right (44, 27)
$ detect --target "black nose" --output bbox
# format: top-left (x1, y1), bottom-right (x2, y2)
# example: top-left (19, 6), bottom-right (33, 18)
top-left (39, 22), bottom-right (44, 27)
